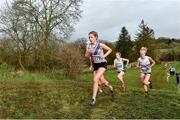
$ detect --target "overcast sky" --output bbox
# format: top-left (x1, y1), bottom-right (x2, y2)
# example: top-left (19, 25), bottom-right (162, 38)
top-left (71, 0), bottom-right (180, 41)
top-left (0, 0), bottom-right (180, 41)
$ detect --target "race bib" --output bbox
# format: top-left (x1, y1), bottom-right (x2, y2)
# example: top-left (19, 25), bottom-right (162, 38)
top-left (93, 55), bottom-right (102, 63)
top-left (141, 67), bottom-right (147, 71)
top-left (117, 63), bottom-right (122, 68)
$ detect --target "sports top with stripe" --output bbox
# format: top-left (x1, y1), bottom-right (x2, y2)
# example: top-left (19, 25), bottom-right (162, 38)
top-left (114, 58), bottom-right (125, 72)
top-left (88, 41), bottom-right (107, 63)
top-left (139, 56), bottom-right (151, 74)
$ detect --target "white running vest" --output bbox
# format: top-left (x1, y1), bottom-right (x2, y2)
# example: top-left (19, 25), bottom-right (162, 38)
top-left (88, 41), bottom-right (107, 63)
top-left (115, 58), bottom-right (125, 72)
top-left (139, 56), bottom-right (151, 73)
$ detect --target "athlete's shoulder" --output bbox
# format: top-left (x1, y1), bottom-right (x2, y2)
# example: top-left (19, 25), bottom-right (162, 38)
top-left (99, 43), bottom-right (105, 46)
top-left (146, 56), bottom-right (151, 59)
top-left (100, 43), bottom-right (109, 49)
top-left (138, 57), bottom-right (141, 61)
top-left (119, 58), bottom-right (123, 61)
top-left (114, 58), bottom-right (117, 62)
top-left (122, 58), bottom-right (126, 61)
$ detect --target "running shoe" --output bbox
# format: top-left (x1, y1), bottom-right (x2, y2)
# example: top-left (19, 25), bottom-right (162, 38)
top-left (89, 99), bottom-right (96, 106)
top-left (110, 89), bottom-right (115, 98)
top-left (145, 91), bottom-right (149, 95)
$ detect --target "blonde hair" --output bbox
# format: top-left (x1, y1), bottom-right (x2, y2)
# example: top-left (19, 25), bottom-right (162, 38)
top-left (140, 47), bottom-right (148, 52)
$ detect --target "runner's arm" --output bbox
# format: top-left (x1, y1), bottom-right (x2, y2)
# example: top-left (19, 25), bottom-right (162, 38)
top-left (89, 56), bottom-right (93, 71)
top-left (85, 44), bottom-right (91, 58)
top-left (122, 58), bottom-right (129, 67)
top-left (85, 44), bottom-right (93, 70)
top-left (100, 43), bottom-right (112, 58)
top-left (114, 59), bottom-right (116, 68)
top-left (89, 56), bottom-right (93, 66)
top-left (149, 57), bottom-right (156, 67)
top-left (136, 59), bottom-right (140, 68)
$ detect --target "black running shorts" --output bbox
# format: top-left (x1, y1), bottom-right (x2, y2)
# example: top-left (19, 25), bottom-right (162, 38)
top-left (93, 62), bottom-right (107, 71)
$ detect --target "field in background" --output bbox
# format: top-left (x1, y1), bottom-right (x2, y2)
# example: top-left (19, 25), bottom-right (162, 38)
top-left (82, 61), bottom-right (180, 91)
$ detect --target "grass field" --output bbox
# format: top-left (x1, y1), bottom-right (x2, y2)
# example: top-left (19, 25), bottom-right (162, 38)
top-left (0, 62), bottom-right (180, 119)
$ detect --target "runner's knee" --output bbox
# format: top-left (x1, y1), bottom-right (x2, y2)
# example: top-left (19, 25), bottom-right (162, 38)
top-left (118, 75), bottom-right (123, 80)
top-left (143, 81), bottom-right (148, 85)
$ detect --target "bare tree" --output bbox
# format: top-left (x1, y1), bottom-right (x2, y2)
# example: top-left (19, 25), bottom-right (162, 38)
top-left (0, 0), bottom-right (83, 69)
top-left (0, 1), bottom-right (33, 69)
top-left (13, 0), bottom-right (82, 60)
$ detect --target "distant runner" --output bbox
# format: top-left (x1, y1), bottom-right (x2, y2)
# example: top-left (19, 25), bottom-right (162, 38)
top-left (137, 47), bottom-right (155, 94)
top-left (114, 52), bottom-right (129, 91)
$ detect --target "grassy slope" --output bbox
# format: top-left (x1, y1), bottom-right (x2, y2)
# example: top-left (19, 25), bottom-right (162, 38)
top-left (0, 62), bottom-right (180, 119)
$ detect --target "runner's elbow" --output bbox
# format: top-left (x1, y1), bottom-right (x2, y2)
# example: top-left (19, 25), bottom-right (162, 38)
top-left (85, 53), bottom-right (89, 58)
top-left (109, 48), bottom-right (112, 53)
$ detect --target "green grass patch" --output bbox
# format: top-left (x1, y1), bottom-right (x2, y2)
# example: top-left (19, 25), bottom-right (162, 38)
top-left (0, 80), bottom-right (180, 119)
top-left (0, 61), bottom-right (180, 118)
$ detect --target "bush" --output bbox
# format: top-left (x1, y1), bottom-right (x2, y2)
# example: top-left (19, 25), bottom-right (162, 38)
top-left (55, 43), bottom-right (86, 80)
top-left (160, 49), bottom-right (180, 61)
top-left (0, 63), bottom-right (15, 73)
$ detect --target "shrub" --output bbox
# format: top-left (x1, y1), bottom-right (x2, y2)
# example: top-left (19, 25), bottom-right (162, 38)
top-left (55, 43), bottom-right (86, 80)
top-left (160, 49), bottom-right (180, 61)
top-left (0, 63), bottom-right (15, 73)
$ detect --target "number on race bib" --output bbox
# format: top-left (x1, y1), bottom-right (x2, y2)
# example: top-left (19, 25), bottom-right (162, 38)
top-left (93, 56), bottom-right (102, 62)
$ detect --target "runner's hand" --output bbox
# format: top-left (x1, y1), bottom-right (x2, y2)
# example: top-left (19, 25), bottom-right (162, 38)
top-left (101, 55), bottom-right (105, 59)
top-left (87, 48), bottom-right (91, 53)
top-left (150, 65), bottom-right (154, 68)
top-left (126, 64), bottom-right (129, 68)
top-left (89, 65), bottom-right (93, 71)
